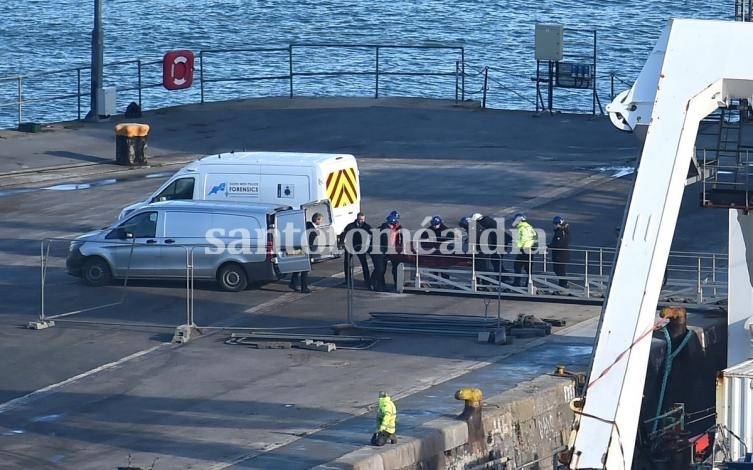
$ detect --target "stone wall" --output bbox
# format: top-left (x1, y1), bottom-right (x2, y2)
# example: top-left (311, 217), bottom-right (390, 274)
top-left (317, 375), bottom-right (577, 470)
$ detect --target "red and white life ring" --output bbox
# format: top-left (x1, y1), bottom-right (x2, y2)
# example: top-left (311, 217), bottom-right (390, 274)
top-left (162, 50), bottom-right (194, 90)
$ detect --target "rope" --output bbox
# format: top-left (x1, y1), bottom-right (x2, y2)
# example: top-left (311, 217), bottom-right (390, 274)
top-left (651, 327), bottom-right (694, 434)
top-left (569, 408), bottom-right (627, 468)
top-left (587, 318), bottom-right (669, 391)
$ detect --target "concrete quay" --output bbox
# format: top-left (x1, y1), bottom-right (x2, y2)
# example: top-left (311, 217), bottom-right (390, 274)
top-left (0, 97), bottom-right (728, 469)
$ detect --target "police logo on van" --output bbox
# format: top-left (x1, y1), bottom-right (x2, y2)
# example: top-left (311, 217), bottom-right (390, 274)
top-left (207, 182), bottom-right (259, 198)
top-left (208, 183), bottom-right (226, 195)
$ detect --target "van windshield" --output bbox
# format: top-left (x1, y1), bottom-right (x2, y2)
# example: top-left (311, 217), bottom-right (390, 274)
top-left (154, 177), bottom-right (195, 202)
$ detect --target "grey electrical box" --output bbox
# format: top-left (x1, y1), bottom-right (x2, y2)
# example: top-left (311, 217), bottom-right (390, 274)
top-left (535, 23), bottom-right (564, 61)
top-left (96, 86), bottom-right (117, 117)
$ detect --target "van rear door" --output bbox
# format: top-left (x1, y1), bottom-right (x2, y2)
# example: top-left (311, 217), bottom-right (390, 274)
top-left (274, 209), bottom-right (311, 274)
top-left (302, 199), bottom-right (337, 261)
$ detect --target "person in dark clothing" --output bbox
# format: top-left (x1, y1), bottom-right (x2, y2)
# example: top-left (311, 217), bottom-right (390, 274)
top-left (289, 212), bottom-right (323, 294)
top-left (373, 210), bottom-right (403, 292)
top-left (460, 213), bottom-right (510, 286)
top-left (420, 215), bottom-right (451, 279)
top-left (340, 212), bottom-right (372, 287)
top-left (475, 213), bottom-right (511, 278)
top-left (426, 215), bottom-right (449, 240)
top-left (550, 215), bottom-right (571, 288)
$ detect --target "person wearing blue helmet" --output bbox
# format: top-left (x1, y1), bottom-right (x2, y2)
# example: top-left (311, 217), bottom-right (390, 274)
top-left (550, 215), bottom-right (571, 288)
top-left (371, 210), bottom-right (403, 291)
top-left (427, 215), bottom-right (448, 240)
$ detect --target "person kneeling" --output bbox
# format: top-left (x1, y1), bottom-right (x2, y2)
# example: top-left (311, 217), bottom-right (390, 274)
top-left (371, 391), bottom-right (398, 446)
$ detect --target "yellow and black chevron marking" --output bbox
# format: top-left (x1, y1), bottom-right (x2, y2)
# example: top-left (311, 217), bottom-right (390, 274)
top-left (326, 167), bottom-right (359, 208)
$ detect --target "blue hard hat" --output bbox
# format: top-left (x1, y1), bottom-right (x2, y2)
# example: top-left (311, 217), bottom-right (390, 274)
top-left (514, 212), bottom-right (526, 220)
top-left (458, 217), bottom-right (469, 229)
top-left (387, 210), bottom-right (400, 221)
top-left (553, 215), bottom-right (564, 225)
top-left (386, 214), bottom-right (399, 225)
top-left (430, 215), bottom-right (443, 226)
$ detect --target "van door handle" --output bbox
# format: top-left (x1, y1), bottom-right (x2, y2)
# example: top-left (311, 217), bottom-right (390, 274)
top-left (146, 239), bottom-right (157, 244)
top-left (164, 239), bottom-right (175, 244)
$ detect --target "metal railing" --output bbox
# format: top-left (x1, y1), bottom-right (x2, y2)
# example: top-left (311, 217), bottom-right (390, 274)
top-left (0, 43), bottom-right (465, 130)
top-left (701, 148), bottom-right (753, 210)
top-left (395, 243), bottom-right (727, 308)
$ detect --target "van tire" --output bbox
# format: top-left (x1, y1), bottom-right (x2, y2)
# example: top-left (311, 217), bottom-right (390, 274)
top-left (82, 257), bottom-right (112, 287)
top-left (217, 263), bottom-right (248, 292)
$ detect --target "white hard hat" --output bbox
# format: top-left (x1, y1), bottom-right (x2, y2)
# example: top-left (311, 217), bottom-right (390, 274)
top-left (471, 213), bottom-right (483, 221)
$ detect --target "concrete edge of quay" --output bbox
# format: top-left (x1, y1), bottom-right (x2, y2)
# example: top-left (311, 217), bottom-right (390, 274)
top-left (314, 312), bottom-right (727, 470)
top-left (313, 374), bottom-right (576, 470)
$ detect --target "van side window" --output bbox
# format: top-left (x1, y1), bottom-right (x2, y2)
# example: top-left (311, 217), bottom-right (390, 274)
top-left (155, 177), bottom-right (195, 202)
top-left (122, 212), bottom-right (158, 238)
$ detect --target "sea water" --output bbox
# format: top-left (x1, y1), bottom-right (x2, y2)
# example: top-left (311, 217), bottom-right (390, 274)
top-left (0, 0), bottom-right (732, 128)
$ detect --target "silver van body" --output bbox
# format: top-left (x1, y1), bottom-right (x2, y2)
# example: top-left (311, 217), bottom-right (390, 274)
top-left (66, 201), bottom-right (310, 291)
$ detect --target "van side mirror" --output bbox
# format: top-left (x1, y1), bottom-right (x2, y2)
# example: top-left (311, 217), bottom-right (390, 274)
top-left (107, 227), bottom-right (134, 240)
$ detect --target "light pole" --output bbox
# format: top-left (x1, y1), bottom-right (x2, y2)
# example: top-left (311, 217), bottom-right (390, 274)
top-left (89, 0), bottom-right (103, 120)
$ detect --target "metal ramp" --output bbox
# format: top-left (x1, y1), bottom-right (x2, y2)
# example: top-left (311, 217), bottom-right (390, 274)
top-left (396, 246), bottom-right (727, 309)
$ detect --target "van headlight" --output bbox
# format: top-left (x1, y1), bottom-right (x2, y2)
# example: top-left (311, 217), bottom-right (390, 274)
top-left (69, 240), bottom-right (83, 252)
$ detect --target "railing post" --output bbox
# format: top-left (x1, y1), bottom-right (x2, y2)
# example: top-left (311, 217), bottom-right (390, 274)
top-left (697, 256), bottom-right (702, 304)
top-left (137, 59), bottom-right (143, 109)
top-left (471, 240), bottom-right (477, 292)
top-left (455, 61), bottom-right (459, 104)
top-left (289, 45), bottom-right (294, 98)
top-left (375, 46), bottom-right (380, 99)
top-left (592, 30), bottom-right (597, 115)
top-left (584, 250), bottom-right (590, 298)
top-left (415, 243), bottom-right (420, 288)
top-left (77, 68), bottom-right (82, 120)
top-left (17, 76), bottom-right (22, 127)
top-left (712, 254), bottom-right (717, 297)
top-left (599, 248), bottom-right (603, 278)
top-left (200, 50), bottom-right (205, 104)
top-left (482, 67), bottom-right (488, 109)
top-left (461, 48), bottom-right (465, 101)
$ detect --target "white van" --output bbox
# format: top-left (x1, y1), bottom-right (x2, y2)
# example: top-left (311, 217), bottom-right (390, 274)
top-left (118, 151), bottom-right (361, 236)
top-left (67, 201), bottom-right (310, 292)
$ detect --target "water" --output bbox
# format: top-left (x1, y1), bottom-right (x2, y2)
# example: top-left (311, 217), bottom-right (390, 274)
top-left (0, 0), bottom-right (733, 129)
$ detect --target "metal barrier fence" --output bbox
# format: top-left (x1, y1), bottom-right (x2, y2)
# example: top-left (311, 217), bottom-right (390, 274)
top-left (32, 236), bottom-right (727, 339)
top-left (34, 237), bottom-right (197, 330)
top-left (0, 43), bottom-right (464, 130)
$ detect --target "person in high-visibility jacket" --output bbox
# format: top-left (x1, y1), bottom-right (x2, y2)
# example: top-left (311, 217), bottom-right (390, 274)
top-left (512, 213), bottom-right (537, 288)
top-left (371, 391), bottom-right (398, 446)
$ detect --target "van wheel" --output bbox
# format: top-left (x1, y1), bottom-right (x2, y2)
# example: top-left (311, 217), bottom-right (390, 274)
top-left (217, 263), bottom-right (248, 292)
top-left (82, 257), bottom-right (112, 287)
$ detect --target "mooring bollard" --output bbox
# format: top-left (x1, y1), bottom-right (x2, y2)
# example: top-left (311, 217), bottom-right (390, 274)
top-left (114, 123), bottom-right (150, 166)
top-left (455, 387), bottom-right (484, 450)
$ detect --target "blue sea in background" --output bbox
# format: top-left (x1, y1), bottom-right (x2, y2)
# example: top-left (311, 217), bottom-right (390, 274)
top-left (0, 0), bottom-right (733, 129)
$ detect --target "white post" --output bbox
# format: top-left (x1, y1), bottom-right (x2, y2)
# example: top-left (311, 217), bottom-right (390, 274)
top-left (728, 209), bottom-right (753, 365)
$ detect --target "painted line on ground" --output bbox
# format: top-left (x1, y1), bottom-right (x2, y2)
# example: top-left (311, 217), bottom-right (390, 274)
top-left (0, 345), bottom-right (164, 415)
top-left (0, 267), bottom-right (350, 415)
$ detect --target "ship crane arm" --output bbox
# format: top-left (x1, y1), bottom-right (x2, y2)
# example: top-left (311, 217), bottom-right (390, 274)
top-left (566, 18), bottom-right (753, 469)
